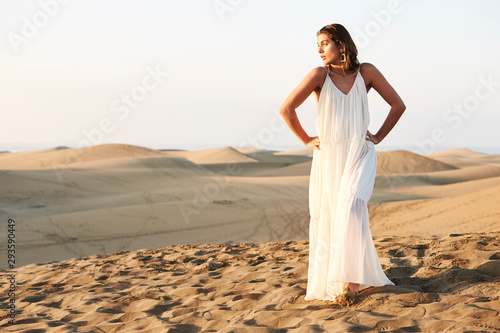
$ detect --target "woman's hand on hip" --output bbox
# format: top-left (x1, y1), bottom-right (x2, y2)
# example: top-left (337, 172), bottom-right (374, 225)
top-left (365, 131), bottom-right (380, 144)
top-left (306, 136), bottom-right (321, 150)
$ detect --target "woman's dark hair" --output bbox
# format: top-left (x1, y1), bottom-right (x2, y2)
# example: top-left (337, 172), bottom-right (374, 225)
top-left (317, 24), bottom-right (360, 72)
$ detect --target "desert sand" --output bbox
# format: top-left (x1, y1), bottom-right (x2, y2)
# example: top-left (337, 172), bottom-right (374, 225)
top-left (0, 143), bottom-right (499, 331)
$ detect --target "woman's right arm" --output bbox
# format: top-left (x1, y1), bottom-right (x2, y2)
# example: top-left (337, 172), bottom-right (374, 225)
top-left (279, 67), bottom-right (325, 150)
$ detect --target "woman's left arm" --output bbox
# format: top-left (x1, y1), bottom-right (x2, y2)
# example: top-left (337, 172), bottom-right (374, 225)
top-left (362, 63), bottom-right (406, 144)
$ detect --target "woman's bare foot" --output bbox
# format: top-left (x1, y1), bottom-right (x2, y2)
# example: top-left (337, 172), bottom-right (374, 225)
top-left (336, 287), bottom-right (358, 306)
top-left (344, 282), bottom-right (359, 295)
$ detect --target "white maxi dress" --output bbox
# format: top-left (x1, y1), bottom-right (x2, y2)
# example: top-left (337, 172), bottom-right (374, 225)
top-left (304, 65), bottom-right (394, 301)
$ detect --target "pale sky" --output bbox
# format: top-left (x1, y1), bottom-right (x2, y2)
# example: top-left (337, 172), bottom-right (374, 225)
top-left (1, 0), bottom-right (499, 153)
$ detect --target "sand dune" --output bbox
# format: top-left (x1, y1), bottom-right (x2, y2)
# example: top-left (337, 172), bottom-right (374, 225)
top-left (427, 147), bottom-right (486, 159)
top-left (243, 151), bottom-right (311, 165)
top-left (68, 155), bottom-right (209, 174)
top-left (233, 147), bottom-right (270, 155)
top-left (257, 160), bottom-right (312, 177)
top-left (376, 149), bottom-right (458, 174)
top-left (386, 175), bottom-right (500, 200)
top-left (0, 143), bottom-right (166, 170)
top-left (370, 182), bottom-right (500, 235)
top-left (275, 147), bottom-right (314, 157)
top-left (199, 161), bottom-right (292, 177)
top-left (167, 146), bottom-right (259, 164)
top-left (425, 148), bottom-right (500, 168)
top-left (0, 232), bottom-right (498, 332)
top-left (375, 163), bottom-right (500, 189)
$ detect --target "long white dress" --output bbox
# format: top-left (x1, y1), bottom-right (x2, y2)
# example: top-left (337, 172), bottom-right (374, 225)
top-left (304, 65), bottom-right (394, 301)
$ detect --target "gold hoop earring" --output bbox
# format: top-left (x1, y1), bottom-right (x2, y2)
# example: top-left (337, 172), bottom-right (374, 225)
top-left (340, 53), bottom-right (346, 63)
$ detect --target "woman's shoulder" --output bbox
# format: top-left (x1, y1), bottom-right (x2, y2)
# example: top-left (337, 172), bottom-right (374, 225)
top-left (303, 66), bottom-right (329, 83)
top-left (359, 62), bottom-right (377, 73)
top-left (310, 66), bottom-right (328, 75)
top-left (358, 63), bottom-right (381, 85)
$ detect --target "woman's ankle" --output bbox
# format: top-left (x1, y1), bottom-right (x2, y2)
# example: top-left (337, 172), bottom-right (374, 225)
top-left (346, 282), bottom-right (359, 294)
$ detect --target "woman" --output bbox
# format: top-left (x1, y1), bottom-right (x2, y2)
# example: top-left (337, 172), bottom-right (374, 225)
top-left (279, 23), bottom-right (405, 302)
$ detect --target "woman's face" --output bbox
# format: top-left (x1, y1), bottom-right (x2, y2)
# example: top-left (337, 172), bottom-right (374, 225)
top-left (317, 34), bottom-right (342, 65)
